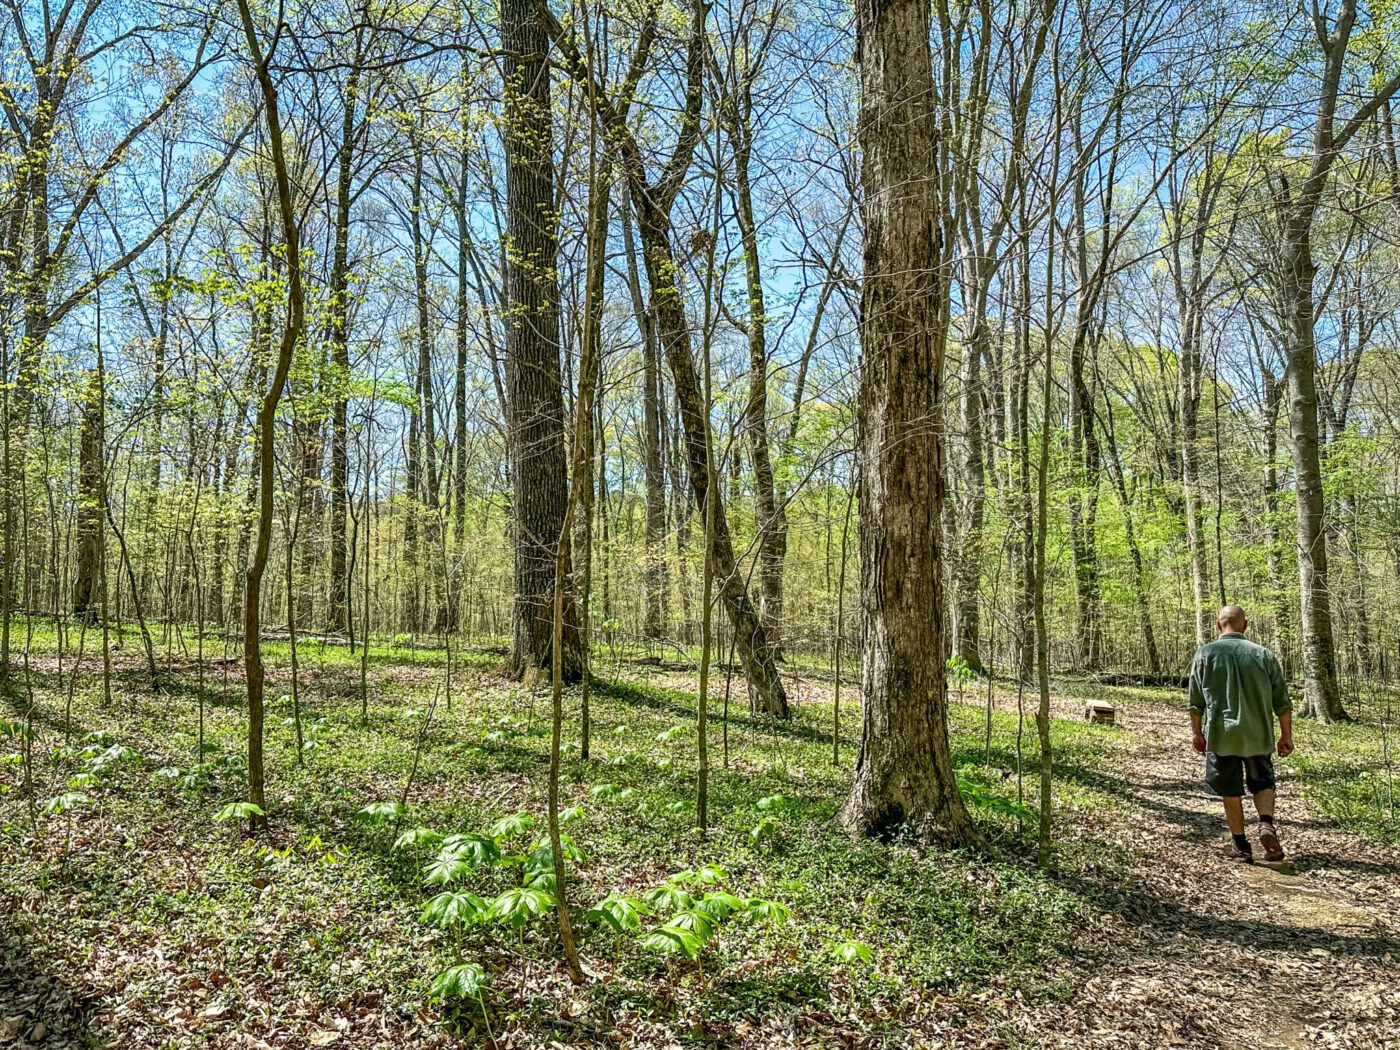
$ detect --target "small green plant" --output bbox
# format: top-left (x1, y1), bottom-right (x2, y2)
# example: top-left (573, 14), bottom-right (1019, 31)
top-left (214, 801), bottom-right (266, 827)
top-left (830, 939), bottom-right (874, 964)
top-left (441, 834), bottom-right (502, 868)
top-left (487, 812), bottom-right (534, 842)
top-left (84, 743), bottom-right (143, 775)
top-left (743, 898), bottom-right (792, 925)
top-left (643, 883), bottom-right (695, 912)
top-left (749, 815), bottom-right (780, 847)
top-left (355, 801), bottom-right (408, 824)
top-left (486, 886), bottom-right (556, 930)
top-left (393, 827), bottom-right (445, 852)
top-left (430, 961), bottom-right (494, 1041)
top-left (44, 792), bottom-right (93, 857)
top-left (641, 923), bottom-right (704, 960)
top-left (424, 851), bottom-right (475, 888)
top-left (583, 893), bottom-right (651, 934)
top-left (695, 890), bottom-right (746, 920)
top-left (44, 792), bottom-right (92, 816)
top-left (947, 655), bottom-right (978, 702)
top-left (422, 890), bottom-right (491, 948)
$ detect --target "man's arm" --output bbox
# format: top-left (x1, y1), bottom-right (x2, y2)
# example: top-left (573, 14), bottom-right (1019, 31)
top-left (1269, 654), bottom-right (1294, 758)
top-left (1191, 711), bottom-right (1206, 754)
top-left (1188, 653), bottom-right (1207, 753)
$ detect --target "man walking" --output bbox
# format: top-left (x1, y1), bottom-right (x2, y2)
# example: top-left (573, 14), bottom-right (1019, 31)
top-left (1189, 605), bottom-right (1294, 862)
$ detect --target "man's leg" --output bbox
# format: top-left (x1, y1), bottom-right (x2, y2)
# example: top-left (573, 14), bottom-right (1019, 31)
top-left (1204, 753), bottom-right (1252, 859)
top-left (1251, 787), bottom-right (1275, 820)
top-left (1222, 795), bottom-right (1246, 835)
top-left (1246, 757), bottom-right (1284, 860)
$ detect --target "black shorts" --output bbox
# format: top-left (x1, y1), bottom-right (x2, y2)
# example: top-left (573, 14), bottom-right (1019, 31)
top-left (1204, 753), bottom-right (1275, 797)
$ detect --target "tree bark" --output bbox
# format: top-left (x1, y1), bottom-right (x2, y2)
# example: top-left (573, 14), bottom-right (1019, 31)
top-left (1280, 228), bottom-right (1346, 720)
top-left (236, 0), bottom-right (305, 828)
top-left (327, 48), bottom-right (363, 634)
top-left (838, 0), bottom-right (976, 845)
top-left (541, 0), bottom-right (786, 715)
top-left (72, 358), bottom-right (106, 621)
top-left (502, 0), bottom-right (580, 682)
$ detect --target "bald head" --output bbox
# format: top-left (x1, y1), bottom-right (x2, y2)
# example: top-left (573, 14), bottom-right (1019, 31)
top-left (1217, 604), bottom-right (1247, 634)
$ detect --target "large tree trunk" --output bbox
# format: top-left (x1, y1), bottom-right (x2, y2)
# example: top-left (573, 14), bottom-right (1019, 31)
top-left (953, 314), bottom-right (986, 674)
top-left (540, 0), bottom-right (786, 714)
top-left (635, 201), bottom-right (788, 718)
top-left (327, 53), bottom-right (362, 634)
top-left (72, 357), bottom-right (106, 621)
top-left (838, 0), bottom-right (975, 845)
top-left (620, 188), bottom-right (668, 640)
top-left (1260, 366), bottom-right (1294, 678)
top-left (501, 0), bottom-right (580, 682)
top-left (1280, 228), bottom-right (1347, 721)
top-left (1177, 301), bottom-right (1212, 646)
top-left (730, 114), bottom-right (786, 654)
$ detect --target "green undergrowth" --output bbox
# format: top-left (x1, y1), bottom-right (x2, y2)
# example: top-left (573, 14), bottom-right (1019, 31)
top-left (7, 631), bottom-right (1383, 1041)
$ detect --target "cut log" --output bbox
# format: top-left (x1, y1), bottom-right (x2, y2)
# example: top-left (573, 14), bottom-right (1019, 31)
top-left (1085, 700), bottom-right (1115, 725)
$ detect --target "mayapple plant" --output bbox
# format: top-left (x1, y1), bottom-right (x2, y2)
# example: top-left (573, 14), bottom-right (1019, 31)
top-left (429, 961), bottom-right (494, 1044)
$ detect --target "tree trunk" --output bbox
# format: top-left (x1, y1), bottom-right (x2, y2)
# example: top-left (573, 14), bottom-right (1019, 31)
top-left (236, 0), bottom-right (305, 827)
top-left (501, 0), bottom-right (580, 682)
top-left (620, 186), bottom-right (668, 640)
top-left (72, 359), bottom-right (106, 621)
top-left (1260, 368), bottom-right (1293, 677)
top-left (953, 317), bottom-right (986, 673)
top-left (1280, 227), bottom-right (1347, 721)
top-left (1178, 302), bottom-right (1212, 646)
top-left (729, 113), bottom-right (786, 654)
top-left (838, 0), bottom-right (976, 845)
top-left (327, 53), bottom-right (362, 634)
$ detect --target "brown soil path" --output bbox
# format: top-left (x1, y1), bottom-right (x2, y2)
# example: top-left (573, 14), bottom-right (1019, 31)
top-left (1033, 691), bottom-right (1399, 1048)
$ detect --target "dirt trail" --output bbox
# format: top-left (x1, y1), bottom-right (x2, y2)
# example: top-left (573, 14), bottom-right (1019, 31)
top-left (1038, 692), bottom-right (1399, 1049)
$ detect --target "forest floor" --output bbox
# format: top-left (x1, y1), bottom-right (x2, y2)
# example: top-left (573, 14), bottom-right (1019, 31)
top-left (1, 632), bottom-right (1397, 1049)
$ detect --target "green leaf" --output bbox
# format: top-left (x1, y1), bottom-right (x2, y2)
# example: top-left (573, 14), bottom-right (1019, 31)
top-left (429, 962), bottom-right (489, 1002)
top-left (743, 898), bottom-right (792, 925)
top-left (696, 890), bottom-right (746, 919)
top-left (354, 801), bottom-right (407, 824)
top-left (583, 894), bottom-right (650, 933)
top-left (756, 794), bottom-right (790, 812)
top-left (488, 812), bottom-right (535, 841)
top-left (392, 827), bottom-right (444, 851)
top-left (441, 834), bottom-right (502, 867)
top-left (749, 816), bottom-right (779, 843)
top-left (668, 908), bottom-right (715, 943)
top-left (560, 805), bottom-right (587, 825)
top-left (640, 924), bottom-right (703, 960)
top-left (527, 833), bottom-right (586, 872)
top-left (486, 887), bottom-right (556, 929)
top-left (421, 891), bottom-right (490, 930)
top-left (642, 884), bottom-right (695, 912)
top-left (831, 939), bottom-right (874, 964)
top-left (423, 852), bottom-right (473, 887)
top-left (213, 801), bottom-right (265, 822)
top-left (44, 792), bottom-right (93, 815)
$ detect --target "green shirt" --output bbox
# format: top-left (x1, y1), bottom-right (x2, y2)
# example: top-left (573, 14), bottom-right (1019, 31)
top-left (1187, 632), bottom-right (1292, 757)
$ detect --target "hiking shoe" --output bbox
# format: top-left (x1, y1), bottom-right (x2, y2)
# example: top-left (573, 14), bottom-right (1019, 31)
top-left (1258, 823), bottom-right (1285, 862)
top-left (1227, 839), bottom-right (1254, 863)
